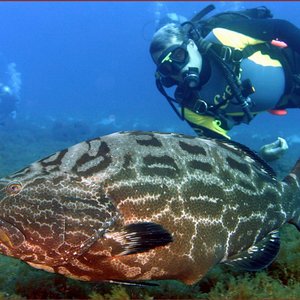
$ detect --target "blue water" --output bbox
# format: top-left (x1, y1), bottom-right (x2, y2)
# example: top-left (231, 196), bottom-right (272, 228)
top-left (0, 2), bottom-right (299, 298)
top-left (0, 1), bottom-right (299, 157)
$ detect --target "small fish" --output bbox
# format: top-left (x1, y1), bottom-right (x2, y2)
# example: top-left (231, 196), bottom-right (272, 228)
top-left (0, 131), bottom-right (299, 285)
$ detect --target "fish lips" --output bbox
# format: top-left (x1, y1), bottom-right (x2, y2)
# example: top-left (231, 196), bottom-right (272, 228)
top-left (0, 218), bottom-right (25, 251)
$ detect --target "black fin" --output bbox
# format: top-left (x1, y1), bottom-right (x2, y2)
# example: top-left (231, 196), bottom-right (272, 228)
top-left (215, 138), bottom-right (277, 180)
top-left (190, 4), bottom-right (215, 23)
top-left (104, 279), bottom-right (159, 287)
top-left (225, 230), bottom-right (280, 271)
top-left (117, 222), bottom-right (173, 255)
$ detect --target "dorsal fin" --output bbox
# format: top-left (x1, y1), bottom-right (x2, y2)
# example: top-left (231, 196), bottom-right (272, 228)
top-left (216, 138), bottom-right (277, 180)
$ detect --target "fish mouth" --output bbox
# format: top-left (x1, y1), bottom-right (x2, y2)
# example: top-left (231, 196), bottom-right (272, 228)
top-left (0, 180), bottom-right (26, 252)
top-left (0, 218), bottom-right (25, 251)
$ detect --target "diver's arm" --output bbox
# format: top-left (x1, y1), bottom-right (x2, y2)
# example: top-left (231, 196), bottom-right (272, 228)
top-left (220, 19), bottom-right (300, 53)
top-left (182, 110), bottom-right (230, 140)
top-left (175, 88), bottom-right (230, 140)
top-left (186, 121), bottom-right (228, 139)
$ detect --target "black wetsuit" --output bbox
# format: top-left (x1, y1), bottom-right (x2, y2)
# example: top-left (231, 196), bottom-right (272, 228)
top-left (220, 19), bottom-right (300, 54)
top-left (173, 18), bottom-right (300, 139)
top-left (219, 19), bottom-right (300, 109)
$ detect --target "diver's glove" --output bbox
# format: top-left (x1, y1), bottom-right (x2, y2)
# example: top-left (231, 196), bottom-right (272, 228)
top-left (259, 137), bottom-right (288, 162)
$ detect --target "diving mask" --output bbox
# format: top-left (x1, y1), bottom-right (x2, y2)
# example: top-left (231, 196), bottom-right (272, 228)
top-left (156, 40), bottom-right (189, 77)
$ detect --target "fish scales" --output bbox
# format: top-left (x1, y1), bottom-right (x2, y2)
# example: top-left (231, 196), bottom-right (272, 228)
top-left (0, 131), bottom-right (299, 285)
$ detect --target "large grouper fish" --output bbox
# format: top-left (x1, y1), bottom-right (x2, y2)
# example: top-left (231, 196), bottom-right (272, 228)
top-left (0, 131), bottom-right (299, 285)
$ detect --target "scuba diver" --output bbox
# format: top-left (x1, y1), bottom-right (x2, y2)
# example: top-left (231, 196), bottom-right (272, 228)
top-left (0, 84), bottom-right (18, 123)
top-left (0, 62), bottom-right (21, 124)
top-left (153, 1), bottom-right (187, 31)
top-left (149, 5), bottom-right (300, 161)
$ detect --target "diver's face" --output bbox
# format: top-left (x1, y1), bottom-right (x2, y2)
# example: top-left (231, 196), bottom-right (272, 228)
top-left (154, 39), bottom-right (202, 83)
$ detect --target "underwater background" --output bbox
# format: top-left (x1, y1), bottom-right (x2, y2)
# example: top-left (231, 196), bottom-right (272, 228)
top-left (0, 1), bottom-right (299, 299)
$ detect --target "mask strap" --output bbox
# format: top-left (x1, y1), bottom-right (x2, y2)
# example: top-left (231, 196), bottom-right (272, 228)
top-left (155, 79), bottom-right (184, 120)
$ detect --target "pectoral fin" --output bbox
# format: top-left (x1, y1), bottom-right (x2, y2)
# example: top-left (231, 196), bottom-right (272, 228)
top-left (104, 222), bottom-right (173, 256)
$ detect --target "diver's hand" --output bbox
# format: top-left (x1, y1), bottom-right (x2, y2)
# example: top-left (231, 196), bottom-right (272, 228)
top-left (259, 137), bottom-right (288, 162)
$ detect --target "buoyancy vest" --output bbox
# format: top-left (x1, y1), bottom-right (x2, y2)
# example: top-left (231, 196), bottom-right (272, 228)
top-left (155, 6), bottom-right (296, 139)
top-left (199, 28), bottom-right (285, 114)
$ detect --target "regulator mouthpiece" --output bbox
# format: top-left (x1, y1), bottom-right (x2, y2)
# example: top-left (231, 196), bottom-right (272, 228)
top-left (182, 67), bottom-right (200, 88)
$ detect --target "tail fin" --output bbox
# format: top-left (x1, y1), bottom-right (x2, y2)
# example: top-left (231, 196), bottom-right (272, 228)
top-left (285, 158), bottom-right (300, 231)
top-left (286, 158), bottom-right (300, 182)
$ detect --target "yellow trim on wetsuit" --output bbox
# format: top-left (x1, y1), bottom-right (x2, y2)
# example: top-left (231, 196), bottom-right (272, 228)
top-left (248, 51), bottom-right (282, 67)
top-left (212, 28), bottom-right (263, 48)
top-left (212, 28), bottom-right (282, 67)
top-left (184, 108), bottom-right (230, 139)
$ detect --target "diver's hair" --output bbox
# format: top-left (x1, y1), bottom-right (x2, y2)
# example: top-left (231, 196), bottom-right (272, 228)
top-left (149, 23), bottom-right (186, 58)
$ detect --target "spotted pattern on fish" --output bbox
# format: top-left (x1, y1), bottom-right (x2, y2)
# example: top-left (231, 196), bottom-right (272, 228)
top-left (0, 131), bottom-right (299, 285)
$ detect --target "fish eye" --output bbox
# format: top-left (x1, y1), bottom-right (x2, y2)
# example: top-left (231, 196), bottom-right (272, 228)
top-left (6, 182), bottom-right (22, 195)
